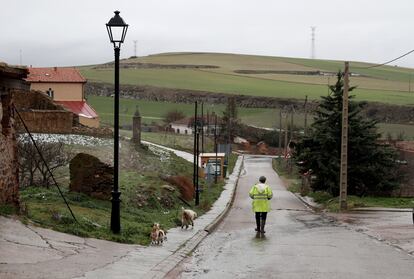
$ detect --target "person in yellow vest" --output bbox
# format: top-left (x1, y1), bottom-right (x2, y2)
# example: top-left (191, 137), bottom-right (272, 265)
top-left (249, 176), bottom-right (273, 233)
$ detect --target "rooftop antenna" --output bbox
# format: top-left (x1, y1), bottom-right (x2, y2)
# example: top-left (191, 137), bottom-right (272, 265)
top-left (133, 40), bottom-right (137, 57)
top-left (19, 49), bottom-right (22, 65)
top-left (311, 26), bottom-right (316, 59)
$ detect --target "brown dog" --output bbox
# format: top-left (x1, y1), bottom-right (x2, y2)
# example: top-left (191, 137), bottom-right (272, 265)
top-left (151, 223), bottom-right (167, 245)
top-left (181, 207), bottom-right (197, 229)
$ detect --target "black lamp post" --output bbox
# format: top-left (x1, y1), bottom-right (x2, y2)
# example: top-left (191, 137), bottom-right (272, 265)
top-left (106, 10), bottom-right (128, 234)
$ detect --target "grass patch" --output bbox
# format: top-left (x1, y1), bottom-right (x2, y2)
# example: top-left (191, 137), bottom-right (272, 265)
top-left (0, 204), bottom-right (18, 215)
top-left (271, 159), bottom-right (414, 212)
top-left (10, 139), bottom-right (229, 245)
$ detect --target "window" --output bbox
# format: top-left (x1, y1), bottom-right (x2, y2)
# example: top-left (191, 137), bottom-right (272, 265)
top-left (46, 88), bottom-right (54, 99)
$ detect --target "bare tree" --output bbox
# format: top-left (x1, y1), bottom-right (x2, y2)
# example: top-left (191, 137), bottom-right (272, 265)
top-left (163, 110), bottom-right (186, 125)
top-left (17, 136), bottom-right (72, 188)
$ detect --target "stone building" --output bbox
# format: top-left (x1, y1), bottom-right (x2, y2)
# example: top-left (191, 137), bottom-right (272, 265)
top-left (26, 67), bottom-right (100, 128)
top-left (0, 62), bottom-right (29, 207)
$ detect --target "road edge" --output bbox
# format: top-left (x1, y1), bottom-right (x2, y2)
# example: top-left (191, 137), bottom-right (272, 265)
top-left (146, 155), bottom-right (245, 279)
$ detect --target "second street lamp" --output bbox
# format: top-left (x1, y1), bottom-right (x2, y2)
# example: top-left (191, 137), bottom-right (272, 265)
top-left (106, 10), bottom-right (128, 234)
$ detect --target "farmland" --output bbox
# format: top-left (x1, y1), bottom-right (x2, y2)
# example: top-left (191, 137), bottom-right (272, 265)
top-left (88, 96), bottom-right (414, 140)
top-left (81, 52), bottom-right (414, 140)
top-left (80, 52), bottom-right (414, 106)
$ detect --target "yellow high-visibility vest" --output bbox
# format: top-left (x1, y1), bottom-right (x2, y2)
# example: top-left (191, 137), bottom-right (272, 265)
top-left (249, 184), bottom-right (273, 212)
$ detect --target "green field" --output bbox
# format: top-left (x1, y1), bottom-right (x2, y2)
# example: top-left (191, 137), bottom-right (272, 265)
top-left (88, 95), bottom-right (273, 126)
top-left (80, 52), bottom-right (414, 106)
top-left (88, 96), bottom-right (414, 140)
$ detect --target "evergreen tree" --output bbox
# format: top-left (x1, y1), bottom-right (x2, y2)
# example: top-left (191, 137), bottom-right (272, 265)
top-left (295, 72), bottom-right (399, 196)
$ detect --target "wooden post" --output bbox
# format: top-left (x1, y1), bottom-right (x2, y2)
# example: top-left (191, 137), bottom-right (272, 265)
top-left (193, 101), bottom-right (198, 204)
top-left (304, 96), bottom-right (308, 136)
top-left (290, 105), bottom-right (294, 142)
top-left (201, 102), bottom-right (204, 153)
top-left (339, 62), bottom-right (349, 210)
top-left (278, 109), bottom-right (282, 156)
top-left (284, 111), bottom-right (288, 159)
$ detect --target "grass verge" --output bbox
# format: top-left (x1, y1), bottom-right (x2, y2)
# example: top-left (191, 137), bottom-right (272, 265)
top-left (271, 158), bottom-right (414, 212)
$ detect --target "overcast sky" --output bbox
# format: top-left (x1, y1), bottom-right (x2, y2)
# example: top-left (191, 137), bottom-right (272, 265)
top-left (1, 0), bottom-right (414, 67)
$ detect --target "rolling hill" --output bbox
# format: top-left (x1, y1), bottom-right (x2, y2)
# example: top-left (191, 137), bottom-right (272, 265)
top-left (79, 52), bottom-right (414, 106)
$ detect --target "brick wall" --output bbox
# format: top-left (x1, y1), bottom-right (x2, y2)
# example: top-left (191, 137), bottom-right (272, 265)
top-left (0, 92), bottom-right (19, 207)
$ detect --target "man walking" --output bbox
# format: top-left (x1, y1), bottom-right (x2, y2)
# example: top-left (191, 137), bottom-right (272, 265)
top-left (249, 176), bottom-right (273, 233)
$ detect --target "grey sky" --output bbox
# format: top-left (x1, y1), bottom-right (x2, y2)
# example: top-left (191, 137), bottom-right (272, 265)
top-left (1, 0), bottom-right (414, 67)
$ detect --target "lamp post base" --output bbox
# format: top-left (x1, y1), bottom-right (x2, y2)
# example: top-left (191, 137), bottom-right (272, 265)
top-left (110, 191), bottom-right (121, 234)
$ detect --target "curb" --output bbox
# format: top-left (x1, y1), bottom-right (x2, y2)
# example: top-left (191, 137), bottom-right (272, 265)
top-left (294, 194), bottom-right (413, 214)
top-left (146, 155), bottom-right (245, 279)
top-left (293, 193), bottom-right (319, 211)
top-left (351, 208), bottom-right (414, 213)
top-left (204, 156), bottom-right (244, 233)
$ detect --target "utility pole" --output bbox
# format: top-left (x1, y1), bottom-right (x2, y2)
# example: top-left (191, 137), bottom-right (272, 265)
top-left (304, 95), bottom-right (308, 136)
top-left (290, 105), bottom-right (294, 143)
top-left (201, 102), bottom-right (204, 153)
top-left (339, 62), bottom-right (349, 210)
top-left (193, 101), bottom-right (198, 205)
top-left (133, 40), bottom-right (137, 57)
top-left (328, 76), bottom-right (330, 94)
top-left (311, 26), bottom-right (316, 59)
top-left (284, 110), bottom-right (288, 158)
top-left (214, 114), bottom-right (218, 184)
top-left (278, 109), bottom-right (282, 156)
top-left (195, 132), bottom-right (200, 206)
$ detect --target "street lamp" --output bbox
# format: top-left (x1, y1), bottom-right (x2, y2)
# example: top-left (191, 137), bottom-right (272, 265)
top-left (106, 10), bottom-right (128, 234)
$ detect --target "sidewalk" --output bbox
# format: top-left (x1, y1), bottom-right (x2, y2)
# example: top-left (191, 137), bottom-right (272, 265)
top-left (295, 194), bottom-right (414, 256)
top-left (78, 155), bottom-right (243, 279)
top-left (0, 154), bottom-right (244, 279)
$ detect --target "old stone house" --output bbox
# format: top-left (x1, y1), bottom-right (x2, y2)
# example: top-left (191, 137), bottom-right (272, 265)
top-left (26, 67), bottom-right (100, 128)
top-left (0, 62), bottom-right (29, 207)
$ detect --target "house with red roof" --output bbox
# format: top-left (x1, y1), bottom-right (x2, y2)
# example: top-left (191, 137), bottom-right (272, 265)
top-left (26, 67), bottom-right (99, 128)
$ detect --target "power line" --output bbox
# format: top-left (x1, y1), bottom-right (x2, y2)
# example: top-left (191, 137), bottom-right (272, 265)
top-left (362, 48), bottom-right (414, 69)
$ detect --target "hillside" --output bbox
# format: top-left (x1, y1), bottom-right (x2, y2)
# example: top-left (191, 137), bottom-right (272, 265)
top-left (80, 52), bottom-right (414, 106)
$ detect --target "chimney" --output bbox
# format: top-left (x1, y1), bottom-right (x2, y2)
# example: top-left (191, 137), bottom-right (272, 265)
top-left (54, 67), bottom-right (57, 71)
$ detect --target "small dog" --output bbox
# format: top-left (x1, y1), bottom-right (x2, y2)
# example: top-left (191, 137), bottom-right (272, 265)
top-left (150, 223), bottom-right (167, 245)
top-left (181, 207), bottom-right (197, 229)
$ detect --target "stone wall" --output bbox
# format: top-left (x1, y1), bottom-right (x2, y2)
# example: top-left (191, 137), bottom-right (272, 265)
top-left (0, 92), bottom-right (19, 207)
top-left (15, 110), bottom-right (73, 134)
top-left (395, 149), bottom-right (414, 197)
top-left (12, 90), bottom-right (73, 134)
top-left (69, 153), bottom-right (113, 200)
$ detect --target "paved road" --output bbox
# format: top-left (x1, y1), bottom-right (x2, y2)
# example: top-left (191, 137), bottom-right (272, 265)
top-left (171, 156), bottom-right (414, 279)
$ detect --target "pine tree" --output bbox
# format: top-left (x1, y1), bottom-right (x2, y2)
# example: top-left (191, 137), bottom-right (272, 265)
top-left (295, 72), bottom-right (399, 196)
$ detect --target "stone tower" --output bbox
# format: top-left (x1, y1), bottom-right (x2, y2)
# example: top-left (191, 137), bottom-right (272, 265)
top-left (132, 105), bottom-right (141, 144)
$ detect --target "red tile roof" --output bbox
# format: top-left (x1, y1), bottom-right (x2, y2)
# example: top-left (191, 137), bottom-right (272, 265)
top-left (26, 67), bottom-right (86, 83)
top-left (55, 101), bottom-right (98, 119)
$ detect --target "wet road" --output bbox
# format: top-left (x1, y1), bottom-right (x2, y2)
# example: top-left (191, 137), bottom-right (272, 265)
top-left (170, 156), bottom-right (413, 279)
